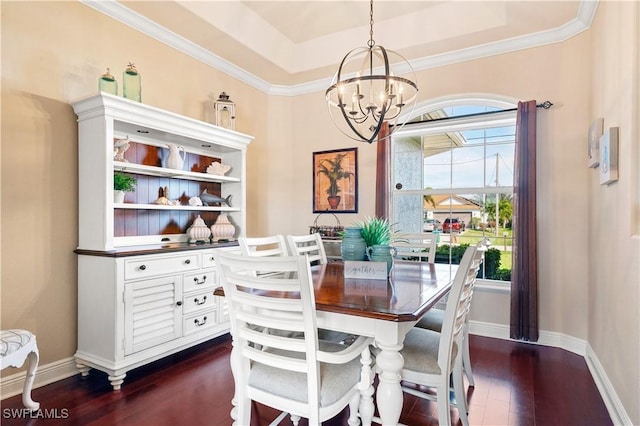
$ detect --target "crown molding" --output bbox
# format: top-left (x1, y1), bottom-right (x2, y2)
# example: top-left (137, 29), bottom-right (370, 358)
top-left (80, 0), bottom-right (273, 93)
top-left (80, 0), bottom-right (598, 97)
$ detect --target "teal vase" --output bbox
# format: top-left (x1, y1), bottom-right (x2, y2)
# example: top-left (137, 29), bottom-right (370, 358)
top-left (366, 245), bottom-right (397, 275)
top-left (341, 227), bottom-right (367, 261)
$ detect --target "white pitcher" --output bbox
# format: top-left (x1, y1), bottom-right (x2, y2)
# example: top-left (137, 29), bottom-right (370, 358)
top-left (166, 143), bottom-right (185, 170)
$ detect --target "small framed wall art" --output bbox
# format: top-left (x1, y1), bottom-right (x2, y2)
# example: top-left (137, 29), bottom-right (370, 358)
top-left (313, 147), bottom-right (358, 213)
top-left (587, 117), bottom-right (603, 168)
top-left (599, 127), bottom-right (619, 185)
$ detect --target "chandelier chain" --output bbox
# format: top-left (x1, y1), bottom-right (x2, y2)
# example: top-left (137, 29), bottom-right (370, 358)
top-left (368, 0), bottom-right (375, 48)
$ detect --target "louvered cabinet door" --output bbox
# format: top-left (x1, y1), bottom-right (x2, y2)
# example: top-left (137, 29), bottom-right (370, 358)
top-left (124, 275), bottom-right (182, 355)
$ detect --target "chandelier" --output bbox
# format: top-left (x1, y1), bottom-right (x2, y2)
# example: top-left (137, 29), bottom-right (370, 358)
top-left (325, 0), bottom-right (418, 144)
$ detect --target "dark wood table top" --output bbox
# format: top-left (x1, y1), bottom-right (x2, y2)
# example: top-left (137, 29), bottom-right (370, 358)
top-left (310, 261), bottom-right (457, 322)
top-left (215, 261), bottom-right (457, 323)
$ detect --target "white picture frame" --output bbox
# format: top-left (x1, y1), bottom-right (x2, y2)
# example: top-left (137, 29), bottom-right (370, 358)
top-left (588, 118), bottom-right (603, 168)
top-left (599, 127), bottom-right (619, 185)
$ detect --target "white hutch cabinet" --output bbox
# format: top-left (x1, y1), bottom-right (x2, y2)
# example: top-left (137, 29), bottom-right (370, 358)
top-left (72, 93), bottom-right (251, 390)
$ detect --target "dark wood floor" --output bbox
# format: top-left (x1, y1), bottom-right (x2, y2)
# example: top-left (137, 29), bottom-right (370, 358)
top-left (1, 334), bottom-right (611, 425)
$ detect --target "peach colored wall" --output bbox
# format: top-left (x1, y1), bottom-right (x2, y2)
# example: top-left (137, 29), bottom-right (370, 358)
top-left (589, 2), bottom-right (640, 423)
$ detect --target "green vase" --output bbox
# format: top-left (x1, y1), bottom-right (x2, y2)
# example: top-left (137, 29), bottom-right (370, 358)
top-left (366, 244), bottom-right (397, 275)
top-left (123, 63), bottom-right (141, 102)
top-left (340, 227), bottom-right (367, 261)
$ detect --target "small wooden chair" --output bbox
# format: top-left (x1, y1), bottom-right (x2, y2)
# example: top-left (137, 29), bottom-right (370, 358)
top-left (1, 329), bottom-right (40, 410)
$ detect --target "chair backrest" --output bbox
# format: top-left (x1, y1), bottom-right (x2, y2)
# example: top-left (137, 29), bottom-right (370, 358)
top-left (286, 233), bottom-right (328, 265)
top-left (437, 245), bottom-right (483, 372)
top-left (462, 239), bottom-right (490, 315)
top-left (391, 233), bottom-right (437, 263)
top-left (238, 235), bottom-right (289, 258)
top-left (214, 250), bottom-right (322, 417)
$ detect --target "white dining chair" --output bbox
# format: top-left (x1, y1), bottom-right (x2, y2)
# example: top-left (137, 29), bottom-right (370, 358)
top-left (391, 233), bottom-right (437, 263)
top-left (415, 239), bottom-right (489, 387)
top-left (214, 250), bottom-right (375, 426)
top-left (286, 233), bottom-right (328, 265)
top-left (388, 244), bottom-right (484, 426)
top-left (238, 235), bottom-right (289, 258)
top-left (241, 234), bottom-right (350, 344)
top-left (287, 233), bottom-right (357, 344)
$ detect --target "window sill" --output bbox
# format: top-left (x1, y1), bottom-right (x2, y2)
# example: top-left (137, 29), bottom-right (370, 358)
top-left (476, 279), bottom-right (511, 294)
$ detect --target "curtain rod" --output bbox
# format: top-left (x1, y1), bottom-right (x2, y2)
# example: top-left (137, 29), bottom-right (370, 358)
top-left (396, 100), bottom-right (553, 127)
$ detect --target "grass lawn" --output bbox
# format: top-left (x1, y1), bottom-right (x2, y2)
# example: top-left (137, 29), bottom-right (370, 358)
top-left (501, 250), bottom-right (512, 270)
top-left (461, 228), bottom-right (513, 246)
top-left (450, 229), bottom-right (513, 272)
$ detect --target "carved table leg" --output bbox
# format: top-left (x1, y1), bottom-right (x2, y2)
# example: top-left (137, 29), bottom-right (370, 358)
top-left (375, 342), bottom-right (404, 425)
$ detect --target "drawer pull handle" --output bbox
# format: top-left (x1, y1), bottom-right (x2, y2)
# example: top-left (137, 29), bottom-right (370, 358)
top-left (176, 301), bottom-right (183, 306)
top-left (184, 259), bottom-right (191, 265)
top-left (193, 276), bottom-right (207, 285)
top-left (210, 257), bottom-right (215, 262)
top-left (194, 296), bottom-right (207, 305)
top-left (194, 316), bottom-right (207, 327)
top-left (139, 265), bottom-right (146, 271)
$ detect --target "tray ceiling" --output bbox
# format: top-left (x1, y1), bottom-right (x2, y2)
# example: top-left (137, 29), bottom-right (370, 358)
top-left (88, 1), bottom-right (597, 94)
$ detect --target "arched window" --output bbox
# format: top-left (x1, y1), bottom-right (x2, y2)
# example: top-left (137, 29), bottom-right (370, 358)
top-left (391, 95), bottom-right (517, 282)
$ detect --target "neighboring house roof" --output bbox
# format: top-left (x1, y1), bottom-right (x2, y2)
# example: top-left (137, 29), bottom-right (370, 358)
top-left (424, 194), bottom-right (482, 212)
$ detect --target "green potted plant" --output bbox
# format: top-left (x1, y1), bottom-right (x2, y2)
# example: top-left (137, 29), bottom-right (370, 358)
top-left (113, 172), bottom-right (137, 203)
top-left (316, 153), bottom-right (354, 209)
top-left (356, 216), bottom-right (393, 247)
top-left (355, 216), bottom-right (398, 274)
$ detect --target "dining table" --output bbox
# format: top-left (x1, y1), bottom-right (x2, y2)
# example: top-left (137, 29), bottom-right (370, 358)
top-left (215, 259), bottom-right (458, 426)
top-left (309, 260), bottom-right (458, 425)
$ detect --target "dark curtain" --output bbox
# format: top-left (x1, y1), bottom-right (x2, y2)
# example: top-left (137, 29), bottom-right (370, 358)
top-left (510, 100), bottom-right (539, 341)
top-left (375, 122), bottom-right (390, 220)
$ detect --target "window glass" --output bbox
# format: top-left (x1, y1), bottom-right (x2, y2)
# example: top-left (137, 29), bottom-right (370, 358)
top-left (392, 102), bottom-right (515, 282)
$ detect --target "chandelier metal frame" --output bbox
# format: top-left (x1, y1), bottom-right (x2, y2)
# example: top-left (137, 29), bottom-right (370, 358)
top-left (325, 0), bottom-right (418, 143)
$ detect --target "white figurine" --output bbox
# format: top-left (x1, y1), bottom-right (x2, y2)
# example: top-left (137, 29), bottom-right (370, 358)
top-left (206, 161), bottom-right (231, 176)
top-left (114, 136), bottom-right (130, 162)
top-left (189, 196), bottom-right (203, 206)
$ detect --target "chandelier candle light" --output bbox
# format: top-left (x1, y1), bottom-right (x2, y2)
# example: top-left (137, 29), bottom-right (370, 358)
top-left (326, 0), bottom-right (418, 143)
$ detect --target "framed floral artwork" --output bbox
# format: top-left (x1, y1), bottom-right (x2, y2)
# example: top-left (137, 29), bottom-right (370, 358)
top-left (313, 148), bottom-right (358, 213)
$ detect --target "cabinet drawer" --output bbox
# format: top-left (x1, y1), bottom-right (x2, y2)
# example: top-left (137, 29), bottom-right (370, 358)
top-left (183, 290), bottom-right (217, 315)
top-left (125, 253), bottom-right (199, 280)
top-left (183, 269), bottom-right (216, 293)
top-left (201, 251), bottom-right (217, 269)
top-left (183, 310), bottom-right (218, 336)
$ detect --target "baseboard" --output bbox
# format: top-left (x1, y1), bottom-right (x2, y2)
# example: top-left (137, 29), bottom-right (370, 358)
top-left (585, 344), bottom-right (633, 426)
top-left (1, 357), bottom-right (78, 401)
top-left (469, 320), bottom-right (630, 424)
